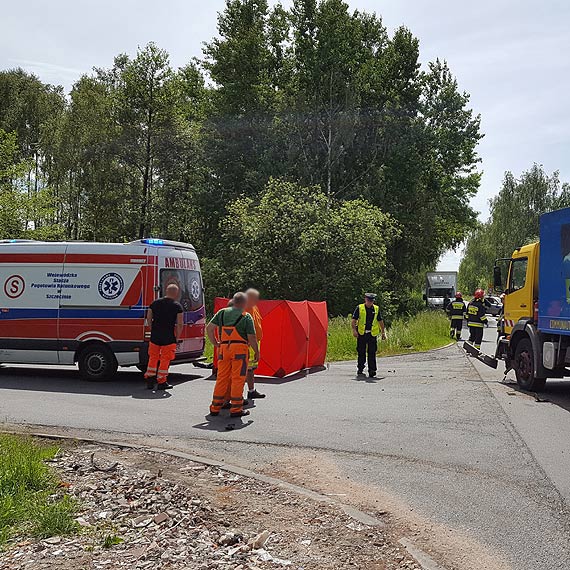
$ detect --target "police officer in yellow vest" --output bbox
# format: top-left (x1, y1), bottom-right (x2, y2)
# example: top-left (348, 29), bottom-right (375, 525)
top-left (351, 293), bottom-right (386, 378)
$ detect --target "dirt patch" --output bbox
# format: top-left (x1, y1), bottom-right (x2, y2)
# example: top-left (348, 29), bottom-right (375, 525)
top-left (0, 441), bottom-right (422, 570)
top-left (263, 451), bottom-right (512, 570)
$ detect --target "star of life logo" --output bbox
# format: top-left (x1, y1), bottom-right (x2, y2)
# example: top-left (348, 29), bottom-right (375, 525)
top-left (98, 273), bottom-right (124, 300)
top-left (190, 279), bottom-right (201, 301)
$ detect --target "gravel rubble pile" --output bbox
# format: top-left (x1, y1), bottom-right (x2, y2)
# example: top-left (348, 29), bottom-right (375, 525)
top-left (0, 444), bottom-right (422, 570)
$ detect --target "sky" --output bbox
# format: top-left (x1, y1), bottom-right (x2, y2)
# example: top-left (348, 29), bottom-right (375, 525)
top-left (2, 0), bottom-right (570, 271)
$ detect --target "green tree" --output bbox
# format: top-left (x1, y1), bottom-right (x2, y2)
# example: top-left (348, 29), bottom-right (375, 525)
top-left (0, 128), bottom-right (29, 237)
top-left (203, 0), bottom-right (282, 208)
top-left (204, 178), bottom-right (398, 314)
top-left (110, 43), bottom-right (181, 238)
top-left (0, 69), bottom-right (66, 233)
top-left (459, 165), bottom-right (570, 292)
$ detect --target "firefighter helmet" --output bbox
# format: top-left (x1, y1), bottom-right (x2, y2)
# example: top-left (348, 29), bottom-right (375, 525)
top-left (455, 291), bottom-right (463, 299)
top-left (474, 288), bottom-right (485, 299)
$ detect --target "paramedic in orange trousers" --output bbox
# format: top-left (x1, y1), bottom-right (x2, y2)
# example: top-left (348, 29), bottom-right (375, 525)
top-left (144, 283), bottom-right (184, 390)
top-left (222, 290), bottom-right (264, 407)
top-left (207, 292), bottom-right (259, 418)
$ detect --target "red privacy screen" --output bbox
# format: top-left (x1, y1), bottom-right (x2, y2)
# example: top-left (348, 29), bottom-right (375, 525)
top-left (213, 298), bottom-right (328, 378)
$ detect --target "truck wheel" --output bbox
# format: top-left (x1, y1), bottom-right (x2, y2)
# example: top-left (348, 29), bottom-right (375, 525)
top-left (513, 338), bottom-right (546, 391)
top-left (78, 344), bottom-right (118, 381)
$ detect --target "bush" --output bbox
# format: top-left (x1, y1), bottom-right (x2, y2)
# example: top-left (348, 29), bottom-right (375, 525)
top-left (211, 178), bottom-right (399, 315)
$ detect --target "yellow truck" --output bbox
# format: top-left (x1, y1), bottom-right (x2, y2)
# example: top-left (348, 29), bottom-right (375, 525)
top-left (491, 207), bottom-right (570, 390)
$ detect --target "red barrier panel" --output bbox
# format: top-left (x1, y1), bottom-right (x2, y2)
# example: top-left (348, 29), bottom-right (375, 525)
top-left (256, 300), bottom-right (308, 377)
top-left (212, 297), bottom-right (328, 378)
top-left (307, 301), bottom-right (328, 368)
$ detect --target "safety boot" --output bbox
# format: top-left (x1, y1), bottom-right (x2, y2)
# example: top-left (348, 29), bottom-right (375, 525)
top-left (230, 410), bottom-right (250, 418)
top-left (248, 389), bottom-right (265, 399)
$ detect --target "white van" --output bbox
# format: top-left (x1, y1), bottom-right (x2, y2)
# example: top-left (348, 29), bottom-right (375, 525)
top-left (0, 239), bottom-right (205, 379)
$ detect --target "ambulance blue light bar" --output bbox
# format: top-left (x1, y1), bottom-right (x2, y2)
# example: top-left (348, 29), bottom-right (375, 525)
top-left (142, 238), bottom-right (164, 245)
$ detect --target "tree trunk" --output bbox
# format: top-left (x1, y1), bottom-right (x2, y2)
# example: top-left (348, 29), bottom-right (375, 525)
top-left (139, 108), bottom-right (153, 239)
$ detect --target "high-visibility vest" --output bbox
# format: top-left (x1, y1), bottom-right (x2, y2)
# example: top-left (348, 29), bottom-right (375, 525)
top-left (467, 301), bottom-right (487, 328)
top-left (448, 300), bottom-right (465, 320)
top-left (357, 304), bottom-right (380, 336)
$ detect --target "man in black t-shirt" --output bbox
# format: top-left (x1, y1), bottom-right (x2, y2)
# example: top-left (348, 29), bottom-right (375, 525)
top-left (144, 283), bottom-right (184, 390)
top-left (351, 293), bottom-right (386, 378)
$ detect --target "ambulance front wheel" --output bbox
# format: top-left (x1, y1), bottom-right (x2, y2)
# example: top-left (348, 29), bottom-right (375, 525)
top-left (78, 344), bottom-right (118, 381)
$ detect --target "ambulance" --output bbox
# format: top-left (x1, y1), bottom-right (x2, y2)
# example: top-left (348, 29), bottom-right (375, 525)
top-left (0, 239), bottom-right (206, 379)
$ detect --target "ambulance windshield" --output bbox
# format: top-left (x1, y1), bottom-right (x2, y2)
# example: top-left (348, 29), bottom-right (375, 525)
top-left (160, 269), bottom-right (203, 311)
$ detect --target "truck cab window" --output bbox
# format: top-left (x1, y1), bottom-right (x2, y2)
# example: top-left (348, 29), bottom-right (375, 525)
top-left (509, 258), bottom-right (528, 291)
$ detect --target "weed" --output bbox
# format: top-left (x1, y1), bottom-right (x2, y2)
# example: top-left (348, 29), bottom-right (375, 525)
top-left (31, 495), bottom-right (79, 538)
top-left (0, 435), bottom-right (78, 547)
top-left (102, 534), bottom-right (124, 548)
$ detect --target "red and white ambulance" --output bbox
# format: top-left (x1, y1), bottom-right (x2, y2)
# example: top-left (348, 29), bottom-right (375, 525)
top-left (0, 239), bottom-right (205, 379)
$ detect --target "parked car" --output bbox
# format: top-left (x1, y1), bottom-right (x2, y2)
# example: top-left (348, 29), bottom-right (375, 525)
top-left (485, 295), bottom-right (503, 316)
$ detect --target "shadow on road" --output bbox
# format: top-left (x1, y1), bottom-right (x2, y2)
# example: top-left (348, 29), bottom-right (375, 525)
top-left (194, 415), bottom-right (254, 432)
top-left (255, 365), bottom-right (327, 385)
top-left (352, 375), bottom-right (386, 383)
top-left (502, 377), bottom-right (570, 414)
top-left (0, 365), bottom-right (202, 399)
top-left (202, 365), bottom-right (327, 385)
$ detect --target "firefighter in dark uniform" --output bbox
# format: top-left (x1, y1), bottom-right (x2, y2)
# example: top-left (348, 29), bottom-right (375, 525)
top-left (351, 293), bottom-right (386, 378)
top-left (467, 288), bottom-right (488, 350)
top-left (446, 291), bottom-right (466, 341)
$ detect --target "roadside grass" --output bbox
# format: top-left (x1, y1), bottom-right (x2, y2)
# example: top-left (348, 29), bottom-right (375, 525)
top-left (327, 310), bottom-right (451, 361)
top-left (203, 310), bottom-right (450, 364)
top-left (0, 435), bottom-right (78, 547)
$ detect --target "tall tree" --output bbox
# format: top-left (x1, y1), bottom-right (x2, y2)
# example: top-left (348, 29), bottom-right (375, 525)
top-left (203, 0), bottom-right (282, 210)
top-left (459, 165), bottom-right (570, 292)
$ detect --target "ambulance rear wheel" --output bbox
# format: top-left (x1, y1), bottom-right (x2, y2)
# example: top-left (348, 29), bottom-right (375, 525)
top-left (78, 344), bottom-right (118, 381)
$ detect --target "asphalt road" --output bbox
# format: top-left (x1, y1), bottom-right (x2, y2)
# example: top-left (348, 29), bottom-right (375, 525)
top-left (1, 319), bottom-right (569, 570)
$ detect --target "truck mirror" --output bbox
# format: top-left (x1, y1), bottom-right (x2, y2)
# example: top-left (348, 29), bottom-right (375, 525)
top-left (493, 266), bottom-right (503, 292)
top-left (422, 294), bottom-right (427, 301)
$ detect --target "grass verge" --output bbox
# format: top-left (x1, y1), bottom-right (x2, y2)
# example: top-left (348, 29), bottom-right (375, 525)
top-left (327, 310), bottom-right (451, 361)
top-left (204, 310), bottom-right (451, 364)
top-left (0, 434), bottom-right (78, 547)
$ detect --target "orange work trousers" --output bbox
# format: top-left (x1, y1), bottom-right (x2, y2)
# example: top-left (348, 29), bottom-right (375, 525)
top-left (144, 342), bottom-right (177, 384)
top-left (211, 343), bottom-right (249, 415)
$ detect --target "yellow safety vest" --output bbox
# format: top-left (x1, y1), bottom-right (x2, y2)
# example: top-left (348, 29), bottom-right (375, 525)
top-left (357, 304), bottom-right (380, 336)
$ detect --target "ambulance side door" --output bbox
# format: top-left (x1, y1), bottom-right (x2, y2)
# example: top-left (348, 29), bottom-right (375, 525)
top-left (58, 244), bottom-right (145, 366)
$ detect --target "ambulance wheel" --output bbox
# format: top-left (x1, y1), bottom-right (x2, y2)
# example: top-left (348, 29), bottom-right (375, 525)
top-left (78, 344), bottom-right (118, 381)
top-left (513, 338), bottom-right (546, 391)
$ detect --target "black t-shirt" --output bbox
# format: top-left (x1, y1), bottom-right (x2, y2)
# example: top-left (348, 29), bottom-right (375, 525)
top-left (352, 304), bottom-right (383, 330)
top-left (149, 297), bottom-right (183, 346)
